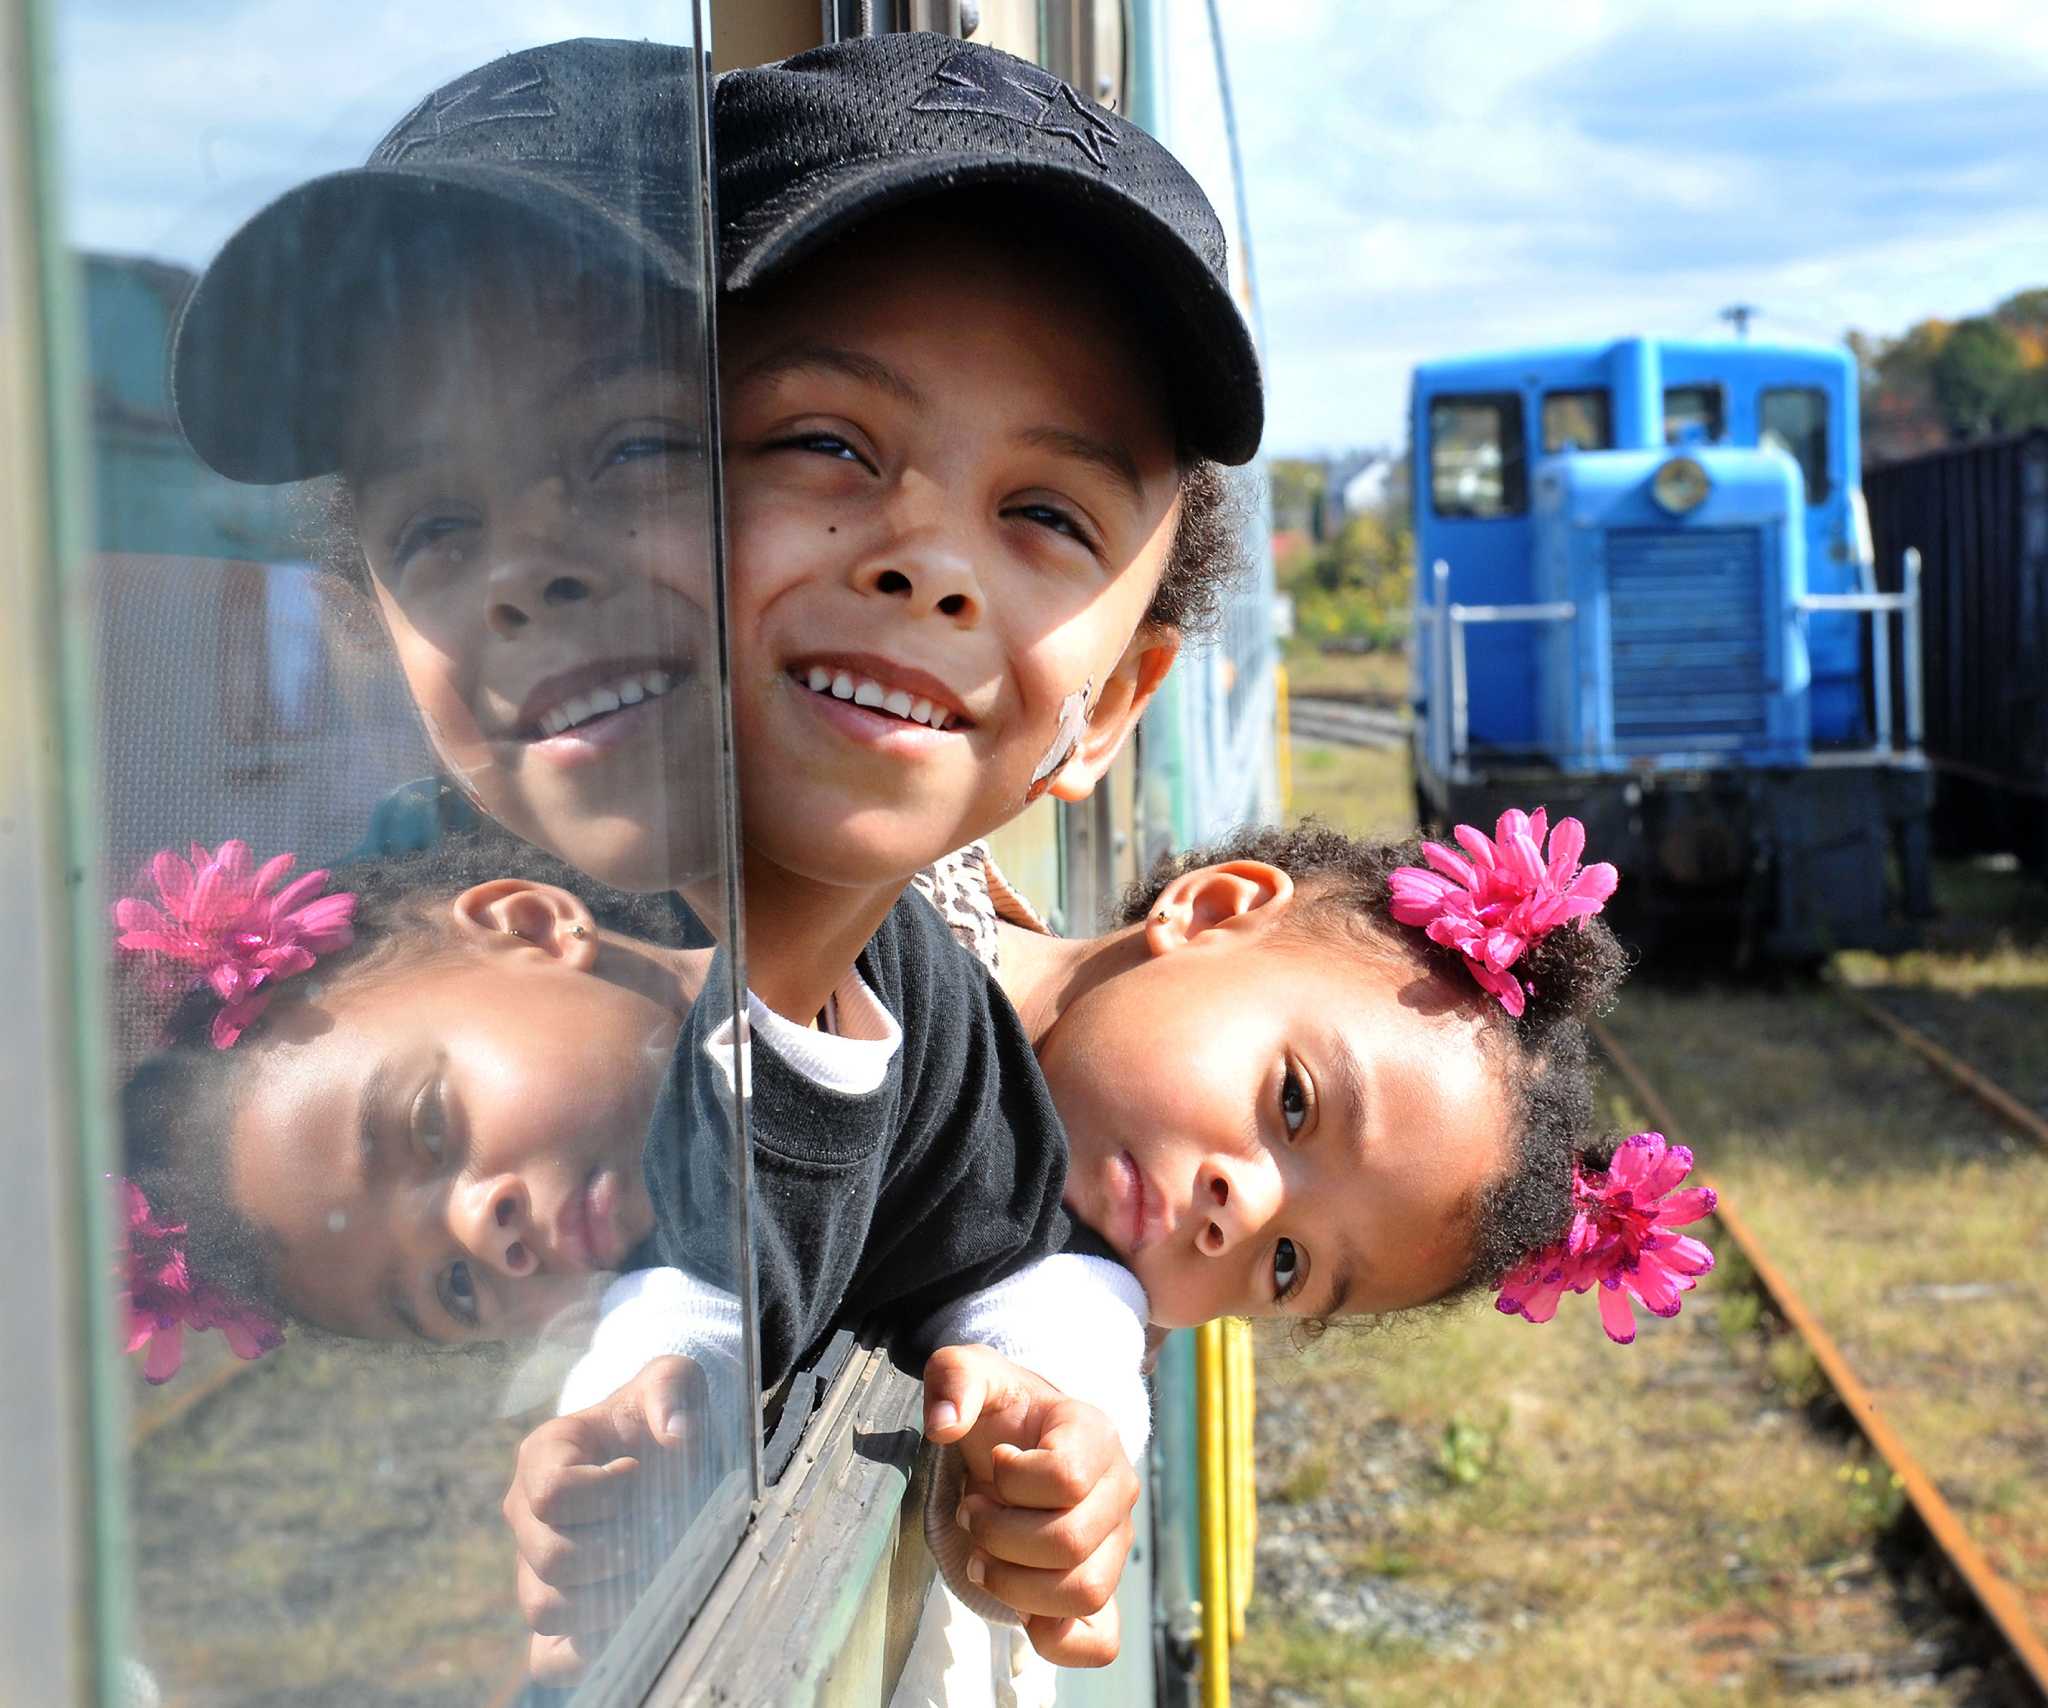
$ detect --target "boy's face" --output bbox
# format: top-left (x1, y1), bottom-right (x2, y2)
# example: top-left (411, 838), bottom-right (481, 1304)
top-left (717, 212), bottom-right (1185, 890)
top-left (1040, 865), bottom-right (1511, 1329)
top-left (226, 886), bottom-right (674, 1344)
top-left (345, 272), bottom-right (722, 894)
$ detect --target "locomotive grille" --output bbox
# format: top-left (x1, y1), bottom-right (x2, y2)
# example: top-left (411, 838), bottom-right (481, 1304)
top-left (1606, 526), bottom-right (1768, 753)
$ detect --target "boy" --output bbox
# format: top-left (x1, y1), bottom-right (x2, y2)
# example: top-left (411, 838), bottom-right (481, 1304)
top-left (170, 30), bottom-right (1264, 1675)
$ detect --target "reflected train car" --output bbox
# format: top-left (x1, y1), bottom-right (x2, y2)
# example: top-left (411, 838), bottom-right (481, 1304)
top-left (1409, 337), bottom-right (1933, 960)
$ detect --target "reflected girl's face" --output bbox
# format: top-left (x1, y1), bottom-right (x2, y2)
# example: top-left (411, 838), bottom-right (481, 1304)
top-left (1040, 865), bottom-right (1512, 1329)
top-left (345, 274), bottom-right (722, 895)
top-left (224, 900), bottom-right (679, 1344)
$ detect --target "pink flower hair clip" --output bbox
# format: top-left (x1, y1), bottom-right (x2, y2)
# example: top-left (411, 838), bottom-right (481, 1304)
top-left (114, 839), bottom-right (356, 1047)
top-left (114, 1176), bottom-right (283, 1383)
top-left (1388, 807), bottom-right (1618, 1017)
top-left (1496, 1133), bottom-right (1717, 1344)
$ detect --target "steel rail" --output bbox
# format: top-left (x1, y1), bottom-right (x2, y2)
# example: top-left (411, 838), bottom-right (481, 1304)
top-left (1592, 1019), bottom-right (2048, 1699)
top-left (1831, 983), bottom-right (2048, 1153)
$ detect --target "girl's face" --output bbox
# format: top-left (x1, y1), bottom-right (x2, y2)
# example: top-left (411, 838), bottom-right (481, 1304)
top-left (717, 213), bottom-right (1185, 891)
top-left (1039, 865), bottom-right (1512, 1329)
top-left (346, 275), bottom-right (722, 895)
top-left (225, 889), bottom-right (679, 1343)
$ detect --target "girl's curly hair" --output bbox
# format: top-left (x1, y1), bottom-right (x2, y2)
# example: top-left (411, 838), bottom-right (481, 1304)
top-left (1119, 818), bottom-right (1628, 1312)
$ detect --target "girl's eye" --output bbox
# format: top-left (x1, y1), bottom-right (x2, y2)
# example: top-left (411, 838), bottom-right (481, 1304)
top-left (437, 1261), bottom-right (479, 1329)
top-left (1280, 1065), bottom-right (1309, 1135)
top-left (1272, 1237), bottom-right (1302, 1301)
top-left (391, 513), bottom-right (472, 569)
top-left (411, 1078), bottom-right (448, 1162)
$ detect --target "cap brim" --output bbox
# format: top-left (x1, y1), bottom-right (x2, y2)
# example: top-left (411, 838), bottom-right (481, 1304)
top-left (173, 163), bottom-right (699, 485)
top-left (723, 154), bottom-right (1263, 466)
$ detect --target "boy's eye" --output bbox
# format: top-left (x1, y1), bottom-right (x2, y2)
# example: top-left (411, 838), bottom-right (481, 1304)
top-left (776, 430), bottom-right (868, 466)
top-left (1009, 501), bottom-right (1097, 551)
top-left (437, 1261), bottom-right (479, 1329)
top-left (1272, 1238), bottom-right (1302, 1301)
top-left (391, 513), bottom-right (473, 569)
top-left (1280, 1065), bottom-right (1309, 1135)
top-left (598, 432), bottom-right (700, 473)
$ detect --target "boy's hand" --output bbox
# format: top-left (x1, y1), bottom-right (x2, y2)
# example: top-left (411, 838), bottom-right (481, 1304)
top-left (922, 1344), bottom-right (1141, 1667)
top-left (501, 1355), bottom-right (708, 1685)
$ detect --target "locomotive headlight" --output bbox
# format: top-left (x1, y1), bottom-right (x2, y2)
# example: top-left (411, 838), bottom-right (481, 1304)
top-left (1651, 455), bottom-right (1712, 515)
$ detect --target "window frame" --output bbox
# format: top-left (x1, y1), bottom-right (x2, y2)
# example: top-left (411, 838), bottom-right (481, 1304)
top-left (1427, 390), bottom-right (1529, 520)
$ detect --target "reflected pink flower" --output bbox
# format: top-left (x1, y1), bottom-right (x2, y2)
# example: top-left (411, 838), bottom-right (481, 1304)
top-left (114, 1176), bottom-right (283, 1383)
top-left (1389, 807), bottom-right (1618, 1016)
top-left (114, 839), bottom-right (355, 1047)
top-left (1496, 1132), bottom-right (1718, 1344)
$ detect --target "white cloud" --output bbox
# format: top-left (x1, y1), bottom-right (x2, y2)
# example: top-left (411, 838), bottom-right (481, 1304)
top-left (1217, 0), bottom-right (2048, 452)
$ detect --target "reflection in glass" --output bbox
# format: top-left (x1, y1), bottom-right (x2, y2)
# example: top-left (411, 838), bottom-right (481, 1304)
top-left (1761, 386), bottom-right (1832, 502)
top-left (1540, 388), bottom-right (1612, 454)
top-left (1663, 382), bottom-right (1725, 446)
top-left (1429, 394), bottom-right (1527, 518)
top-left (52, 9), bottom-right (748, 1702)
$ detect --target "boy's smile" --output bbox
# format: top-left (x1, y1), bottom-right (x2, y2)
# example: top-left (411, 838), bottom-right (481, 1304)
top-left (345, 272), bottom-right (723, 895)
top-left (718, 209), bottom-right (1185, 894)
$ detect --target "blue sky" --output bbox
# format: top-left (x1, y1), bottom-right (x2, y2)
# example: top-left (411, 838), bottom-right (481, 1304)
top-left (1214, 0), bottom-right (2048, 454)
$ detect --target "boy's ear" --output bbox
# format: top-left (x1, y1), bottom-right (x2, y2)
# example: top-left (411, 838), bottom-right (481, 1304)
top-left (1144, 860), bottom-right (1295, 954)
top-left (450, 880), bottom-right (601, 969)
top-left (1045, 630), bottom-right (1181, 804)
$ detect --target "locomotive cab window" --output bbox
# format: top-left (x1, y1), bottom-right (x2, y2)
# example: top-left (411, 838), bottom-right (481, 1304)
top-left (1542, 388), bottom-right (1613, 453)
top-left (1664, 383), bottom-right (1725, 444)
top-left (1761, 386), bottom-right (1833, 502)
top-left (1429, 392), bottom-right (1528, 518)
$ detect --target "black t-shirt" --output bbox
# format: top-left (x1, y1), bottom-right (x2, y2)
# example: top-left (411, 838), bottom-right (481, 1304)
top-left (640, 892), bottom-right (1102, 1387)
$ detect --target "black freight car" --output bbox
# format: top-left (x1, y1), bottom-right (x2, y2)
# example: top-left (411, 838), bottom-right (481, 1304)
top-left (1867, 430), bottom-right (2048, 868)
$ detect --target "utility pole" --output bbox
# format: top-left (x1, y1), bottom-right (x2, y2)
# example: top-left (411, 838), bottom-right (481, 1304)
top-left (1720, 303), bottom-right (1760, 340)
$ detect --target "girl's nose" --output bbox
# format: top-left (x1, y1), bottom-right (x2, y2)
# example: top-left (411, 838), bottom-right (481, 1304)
top-left (1194, 1156), bottom-right (1281, 1257)
top-left (456, 1175), bottom-right (539, 1279)
top-left (485, 476), bottom-right (622, 638)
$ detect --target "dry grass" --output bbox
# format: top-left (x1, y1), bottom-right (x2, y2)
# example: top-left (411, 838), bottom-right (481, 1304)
top-left (1282, 643), bottom-right (1411, 703)
top-left (1285, 740), bottom-right (1414, 840)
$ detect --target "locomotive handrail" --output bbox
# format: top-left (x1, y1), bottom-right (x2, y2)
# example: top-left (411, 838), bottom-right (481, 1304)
top-left (1415, 562), bottom-right (1580, 778)
top-left (1795, 547), bottom-right (1923, 756)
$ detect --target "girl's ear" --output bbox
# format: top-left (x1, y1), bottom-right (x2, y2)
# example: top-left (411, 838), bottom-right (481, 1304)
top-left (449, 880), bottom-right (601, 969)
top-left (1045, 630), bottom-right (1180, 804)
top-left (1144, 860), bottom-right (1295, 954)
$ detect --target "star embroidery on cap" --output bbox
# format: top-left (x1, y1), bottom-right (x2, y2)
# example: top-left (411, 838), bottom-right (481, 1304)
top-left (374, 57), bottom-right (556, 163)
top-left (915, 52), bottom-right (1121, 169)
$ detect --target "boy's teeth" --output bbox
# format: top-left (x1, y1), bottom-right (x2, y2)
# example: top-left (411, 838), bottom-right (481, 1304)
top-left (536, 668), bottom-right (679, 736)
top-left (802, 665), bottom-right (957, 729)
top-left (853, 679), bottom-right (885, 709)
top-left (832, 671), bottom-right (855, 700)
top-left (910, 697), bottom-right (933, 725)
top-left (808, 667), bottom-right (832, 693)
top-left (883, 688), bottom-right (914, 718)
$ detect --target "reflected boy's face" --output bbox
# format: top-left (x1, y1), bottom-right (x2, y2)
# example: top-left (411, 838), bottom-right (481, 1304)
top-left (225, 908), bottom-right (671, 1344)
top-left (346, 276), bottom-right (720, 894)
top-left (717, 213), bottom-right (1185, 890)
top-left (1041, 865), bottom-right (1511, 1329)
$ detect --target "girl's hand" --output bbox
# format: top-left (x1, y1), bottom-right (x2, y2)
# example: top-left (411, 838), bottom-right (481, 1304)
top-left (501, 1355), bottom-right (709, 1685)
top-left (922, 1344), bottom-right (1141, 1667)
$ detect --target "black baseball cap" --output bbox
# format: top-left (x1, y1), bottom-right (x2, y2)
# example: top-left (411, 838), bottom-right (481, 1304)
top-left (174, 33), bottom-right (1262, 485)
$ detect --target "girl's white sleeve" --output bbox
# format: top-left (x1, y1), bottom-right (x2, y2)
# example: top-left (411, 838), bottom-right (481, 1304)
top-left (907, 1254), bottom-right (1152, 1627)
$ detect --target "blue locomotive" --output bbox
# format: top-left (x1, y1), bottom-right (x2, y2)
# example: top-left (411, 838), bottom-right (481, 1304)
top-left (1409, 337), bottom-right (1933, 959)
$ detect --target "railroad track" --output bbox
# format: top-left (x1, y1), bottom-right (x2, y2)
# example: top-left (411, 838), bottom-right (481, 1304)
top-left (1287, 694), bottom-right (1406, 750)
top-left (1592, 1013), bottom-right (2048, 1704)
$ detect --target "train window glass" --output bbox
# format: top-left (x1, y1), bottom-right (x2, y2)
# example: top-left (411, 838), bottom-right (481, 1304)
top-left (1664, 384), bottom-right (1725, 445)
top-left (1761, 387), bottom-right (1833, 502)
top-left (42, 8), bottom-right (758, 1704)
top-left (1541, 388), bottom-right (1613, 453)
top-left (1429, 393), bottom-right (1528, 518)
